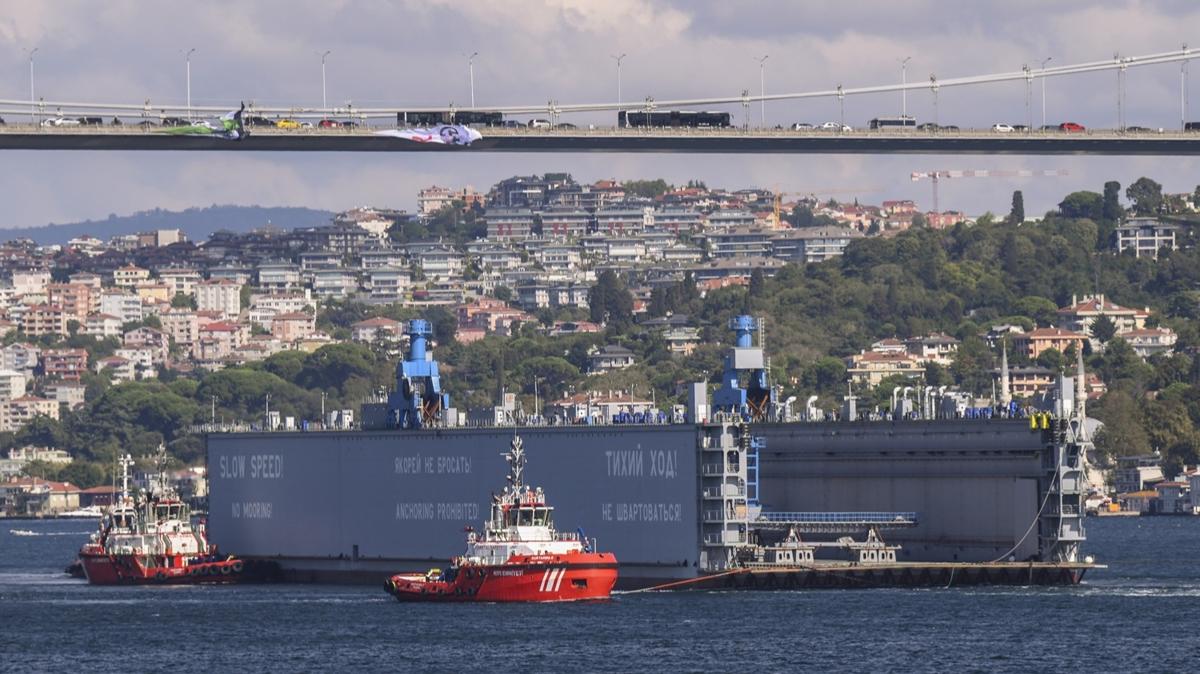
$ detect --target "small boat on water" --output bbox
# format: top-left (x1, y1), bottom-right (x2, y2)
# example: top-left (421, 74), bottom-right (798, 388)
top-left (59, 505), bottom-right (104, 519)
top-left (384, 436), bottom-right (618, 603)
top-left (75, 451), bottom-right (257, 585)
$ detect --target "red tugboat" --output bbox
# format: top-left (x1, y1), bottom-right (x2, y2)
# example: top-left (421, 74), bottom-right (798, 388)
top-left (77, 451), bottom-right (246, 585)
top-left (385, 436), bottom-right (618, 602)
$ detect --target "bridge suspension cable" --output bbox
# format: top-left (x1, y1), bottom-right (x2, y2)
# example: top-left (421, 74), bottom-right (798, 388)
top-left (0, 48), bottom-right (1195, 118)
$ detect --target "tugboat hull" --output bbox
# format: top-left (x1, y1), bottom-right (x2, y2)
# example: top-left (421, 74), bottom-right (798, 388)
top-left (386, 553), bottom-right (618, 603)
top-left (78, 551), bottom-right (254, 585)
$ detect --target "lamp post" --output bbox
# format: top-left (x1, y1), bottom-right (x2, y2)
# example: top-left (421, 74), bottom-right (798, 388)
top-left (1039, 57), bottom-right (1052, 128)
top-left (23, 47), bottom-right (38, 123)
top-left (468, 51), bottom-right (478, 108)
top-left (320, 50), bottom-right (331, 111)
top-left (899, 56), bottom-right (911, 118)
top-left (1182, 44), bottom-right (1189, 131)
top-left (611, 53), bottom-right (626, 109)
top-left (185, 48), bottom-right (196, 121)
top-left (756, 55), bottom-right (768, 126)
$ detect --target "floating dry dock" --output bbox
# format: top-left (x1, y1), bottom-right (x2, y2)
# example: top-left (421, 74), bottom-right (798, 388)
top-left (662, 561), bottom-right (1104, 591)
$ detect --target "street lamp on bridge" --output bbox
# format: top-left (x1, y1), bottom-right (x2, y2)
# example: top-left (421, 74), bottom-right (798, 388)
top-left (899, 56), bottom-right (912, 118)
top-left (611, 53), bottom-right (627, 110)
top-left (468, 51), bottom-right (479, 108)
top-left (1040, 57), bottom-right (1052, 128)
top-left (755, 55), bottom-right (769, 126)
top-left (319, 50), bottom-right (332, 111)
top-left (185, 48), bottom-right (197, 121)
top-left (23, 47), bottom-right (38, 123)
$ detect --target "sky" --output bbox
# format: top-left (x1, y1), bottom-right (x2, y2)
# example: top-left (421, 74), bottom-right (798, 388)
top-left (1, 0), bottom-right (1199, 228)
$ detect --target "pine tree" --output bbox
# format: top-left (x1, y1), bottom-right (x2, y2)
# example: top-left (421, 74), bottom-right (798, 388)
top-left (1008, 190), bottom-right (1025, 225)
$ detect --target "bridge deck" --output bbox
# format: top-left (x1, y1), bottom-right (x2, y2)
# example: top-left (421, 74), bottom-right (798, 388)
top-left (2, 126), bottom-right (1199, 154)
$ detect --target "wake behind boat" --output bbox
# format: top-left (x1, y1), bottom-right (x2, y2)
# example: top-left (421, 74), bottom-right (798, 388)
top-left (384, 436), bottom-right (618, 603)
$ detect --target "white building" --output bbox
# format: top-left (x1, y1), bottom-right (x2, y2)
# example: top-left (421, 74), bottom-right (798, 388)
top-left (99, 290), bottom-right (143, 324)
top-left (0, 370), bottom-right (27, 401)
top-left (1115, 217), bottom-right (1181, 259)
top-left (195, 280), bottom-right (242, 320)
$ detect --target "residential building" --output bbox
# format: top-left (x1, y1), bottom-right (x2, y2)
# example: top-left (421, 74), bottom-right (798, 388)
top-left (99, 290), bottom-right (143, 324)
top-left (158, 267), bottom-right (202, 296)
top-left (537, 246), bottom-right (583, 271)
top-left (705, 209), bottom-right (756, 230)
top-left (1121, 327), bottom-right (1178, 359)
top-left (905, 333), bottom-right (960, 366)
top-left (1, 343), bottom-right (41, 373)
top-left (1155, 481), bottom-right (1191, 514)
top-left (704, 228), bottom-right (773, 259)
top-left (846, 351), bottom-right (924, 386)
top-left (351, 317), bottom-right (404, 343)
top-left (540, 207), bottom-right (592, 240)
top-left (485, 207), bottom-right (536, 240)
top-left (588, 345), bottom-right (636, 373)
top-left (1056, 294), bottom-right (1149, 337)
top-left (417, 246), bottom-right (465, 280)
top-left (595, 207), bottom-right (647, 236)
top-left (1, 395), bottom-right (60, 432)
top-left (123, 327), bottom-right (170, 364)
top-left (22, 304), bottom-right (67, 337)
top-left (650, 207), bottom-right (703, 234)
top-left (1114, 455), bottom-right (1165, 494)
top-left (43, 382), bottom-right (86, 410)
top-left (363, 267), bottom-right (411, 302)
top-left (195, 322), bottom-right (248, 362)
top-left (1013, 327), bottom-right (1088, 359)
top-left (11, 270), bottom-right (51, 297)
top-left (310, 269), bottom-right (358, 298)
top-left (1114, 217), bottom-right (1181, 259)
top-left (195, 279), bottom-right (242, 319)
top-left (112, 264), bottom-right (150, 287)
top-left (46, 283), bottom-right (94, 321)
top-left (84, 311), bottom-right (123, 338)
top-left (95, 356), bottom-right (137, 383)
top-left (270, 312), bottom-right (316, 341)
top-left (257, 261), bottom-right (302, 290)
top-left (135, 282), bottom-right (173, 304)
top-left (998, 366), bottom-right (1058, 398)
top-left (0, 370), bottom-right (27, 401)
top-left (115, 347), bottom-right (156, 376)
top-left (545, 390), bottom-right (654, 424)
top-left (775, 226), bottom-right (865, 263)
top-left (159, 309), bottom-right (198, 349)
top-left (42, 349), bottom-right (89, 381)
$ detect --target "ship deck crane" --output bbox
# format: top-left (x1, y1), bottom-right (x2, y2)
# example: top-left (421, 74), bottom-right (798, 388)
top-left (387, 319), bottom-right (450, 429)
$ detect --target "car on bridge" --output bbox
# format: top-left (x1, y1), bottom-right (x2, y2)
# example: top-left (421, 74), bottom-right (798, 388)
top-left (991, 123), bottom-right (1015, 133)
top-left (276, 119), bottom-right (302, 129)
top-left (40, 117), bottom-right (81, 127)
top-left (318, 119), bottom-right (340, 128)
top-left (1059, 122), bottom-right (1086, 133)
top-left (245, 116), bottom-right (276, 128)
top-left (820, 122), bottom-right (852, 132)
top-left (1187, 121), bottom-right (1200, 132)
top-left (791, 122), bottom-right (815, 131)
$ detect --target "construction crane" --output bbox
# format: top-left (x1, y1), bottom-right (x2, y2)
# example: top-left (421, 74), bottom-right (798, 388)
top-left (910, 169), bottom-right (1068, 216)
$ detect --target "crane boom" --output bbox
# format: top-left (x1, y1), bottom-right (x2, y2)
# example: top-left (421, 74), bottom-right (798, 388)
top-left (910, 169), bottom-right (1068, 215)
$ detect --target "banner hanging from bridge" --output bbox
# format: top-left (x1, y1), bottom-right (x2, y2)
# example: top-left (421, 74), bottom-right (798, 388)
top-left (374, 125), bottom-right (482, 145)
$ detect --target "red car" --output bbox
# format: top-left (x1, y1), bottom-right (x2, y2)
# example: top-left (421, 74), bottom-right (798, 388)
top-left (318, 119), bottom-right (340, 128)
top-left (1059, 122), bottom-right (1086, 133)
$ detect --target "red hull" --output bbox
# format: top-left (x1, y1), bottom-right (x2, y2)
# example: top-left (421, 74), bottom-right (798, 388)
top-left (386, 553), bottom-right (618, 603)
top-left (78, 552), bottom-right (245, 585)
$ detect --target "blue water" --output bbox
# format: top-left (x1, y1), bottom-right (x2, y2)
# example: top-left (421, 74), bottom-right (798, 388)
top-left (1, 517), bottom-right (1198, 672)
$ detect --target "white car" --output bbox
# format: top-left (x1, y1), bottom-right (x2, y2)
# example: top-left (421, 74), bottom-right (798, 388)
top-left (820, 122), bottom-right (852, 132)
top-left (791, 122), bottom-right (815, 131)
top-left (991, 123), bottom-right (1015, 133)
top-left (40, 117), bottom-right (81, 127)
top-left (528, 119), bottom-right (552, 129)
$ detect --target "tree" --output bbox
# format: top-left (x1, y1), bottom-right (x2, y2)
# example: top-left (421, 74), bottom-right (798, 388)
top-left (588, 270), bottom-right (633, 328)
top-left (1058, 191), bottom-right (1103, 220)
top-left (911, 212), bottom-right (928, 229)
top-left (493, 286), bottom-right (512, 302)
top-left (426, 306), bottom-right (458, 345)
top-left (1090, 314), bottom-right (1117, 344)
top-left (1036, 347), bottom-right (1065, 373)
top-left (748, 269), bottom-right (766, 298)
top-left (1008, 190), bottom-right (1025, 225)
top-left (171, 292), bottom-right (197, 309)
top-left (1126, 177), bottom-right (1164, 216)
top-left (1102, 181), bottom-right (1123, 221)
top-left (1092, 391), bottom-right (1150, 458)
top-left (621, 179), bottom-right (671, 199)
